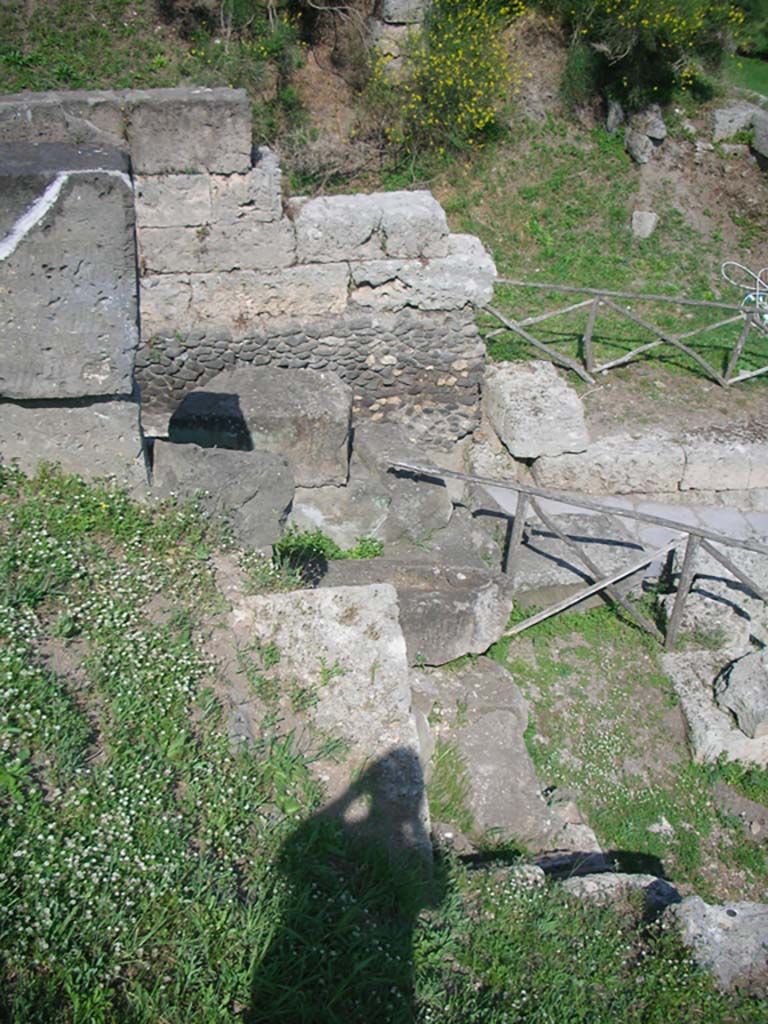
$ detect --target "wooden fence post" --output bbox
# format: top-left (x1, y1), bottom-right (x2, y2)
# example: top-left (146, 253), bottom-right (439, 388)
top-left (665, 534), bottom-right (701, 649)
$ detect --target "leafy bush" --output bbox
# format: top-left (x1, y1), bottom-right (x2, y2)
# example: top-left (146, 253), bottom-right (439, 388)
top-left (733, 0), bottom-right (768, 56)
top-left (541, 0), bottom-right (745, 108)
top-left (364, 0), bottom-right (526, 155)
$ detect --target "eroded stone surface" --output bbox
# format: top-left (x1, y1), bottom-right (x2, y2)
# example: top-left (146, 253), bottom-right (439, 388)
top-left (0, 398), bottom-right (147, 493)
top-left (1, 172), bottom-right (137, 399)
top-left (483, 361), bottom-right (589, 459)
top-left (716, 650), bottom-right (768, 739)
top-left (320, 559), bottom-right (515, 665)
top-left (219, 581), bottom-right (431, 859)
top-left (534, 432), bottom-right (685, 494)
top-left (666, 896), bottom-right (768, 993)
top-left (152, 440), bottom-right (294, 548)
top-left (168, 366), bottom-right (352, 487)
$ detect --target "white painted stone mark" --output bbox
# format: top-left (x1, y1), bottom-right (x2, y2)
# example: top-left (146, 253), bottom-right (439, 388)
top-left (0, 168), bottom-right (132, 262)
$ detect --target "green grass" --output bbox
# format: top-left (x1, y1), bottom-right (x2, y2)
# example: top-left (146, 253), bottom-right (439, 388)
top-left (2, 464), bottom-right (767, 1021)
top-left (0, 0), bottom-right (297, 138)
top-left (722, 53), bottom-right (768, 97)
top-left (437, 120), bottom-right (768, 383)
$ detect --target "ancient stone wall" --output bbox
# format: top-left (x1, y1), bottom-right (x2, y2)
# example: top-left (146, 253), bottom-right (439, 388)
top-left (0, 86), bottom-right (495, 448)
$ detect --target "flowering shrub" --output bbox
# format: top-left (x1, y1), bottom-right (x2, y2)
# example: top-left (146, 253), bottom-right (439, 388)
top-left (366, 0), bottom-right (526, 154)
top-left (543, 0), bottom-right (745, 107)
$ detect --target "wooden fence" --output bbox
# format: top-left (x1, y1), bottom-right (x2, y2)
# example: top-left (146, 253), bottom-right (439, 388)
top-left (487, 280), bottom-right (768, 387)
top-left (389, 459), bottom-right (768, 649)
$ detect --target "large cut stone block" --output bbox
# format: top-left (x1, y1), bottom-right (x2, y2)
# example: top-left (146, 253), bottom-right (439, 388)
top-left (483, 361), bottom-right (589, 459)
top-left (189, 265), bottom-right (350, 329)
top-left (348, 234), bottom-right (495, 311)
top-left (138, 218), bottom-right (296, 274)
top-left (535, 431), bottom-right (685, 494)
top-left (135, 174), bottom-right (212, 228)
top-left (0, 398), bottom-right (147, 493)
top-left (152, 440), bottom-right (294, 548)
top-left (290, 190), bottom-right (449, 263)
top-left (211, 148), bottom-right (282, 224)
top-left (0, 171), bottom-right (138, 399)
top-left (716, 650), bottom-right (768, 739)
top-left (139, 275), bottom-right (192, 338)
top-left (124, 87), bottom-right (252, 174)
top-left (168, 366), bottom-right (352, 487)
top-left (681, 427), bottom-right (768, 492)
top-left (321, 559), bottom-right (515, 666)
top-left (412, 658), bottom-right (564, 849)
top-left (0, 89), bottom-right (124, 147)
top-left (221, 582), bottom-right (430, 860)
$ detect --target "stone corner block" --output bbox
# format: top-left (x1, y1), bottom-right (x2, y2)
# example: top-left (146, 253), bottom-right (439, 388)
top-left (124, 87), bottom-right (252, 174)
top-left (483, 361), bottom-right (588, 459)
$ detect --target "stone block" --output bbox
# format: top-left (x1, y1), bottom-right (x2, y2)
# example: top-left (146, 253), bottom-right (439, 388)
top-left (138, 218), bottom-right (296, 273)
top-left (220, 582), bottom-right (430, 860)
top-left (535, 432), bottom-right (685, 494)
top-left (632, 210), bottom-right (658, 238)
top-left (753, 110), bottom-right (768, 160)
top-left (413, 658), bottom-right (564, 849)
top-left (168, 366), bottom-right (352, 487)
top-left (0, 172), bottom-right (138, 399)
top-left (666, 896), bottom-right (768, 994)
top-left (321, 559), bottom-right (515, 666)
top-left (716, 650), bottom-right (768, 739)
top-left (379, 0), bottom-right (425, 23)
top-left (483, 361), bottom-right (589, 459)
top-left (0, 398), bottom-right (147, 494)
top-left (139, 275), bottom-right (192, 338)
top-left (211, 147), bottom-right (282, 223)
top-left (0, 89), bottom-right (124, 147)
top-left (290, 190), bottom-right (449, 263)
top-left (135, 174), bottom-right (211, 228)
top-left (681, 427), bottom-right (768, 492)
top-left (349, 234), bottom-right (495, 312)
top-left (189, 265), bottom-right (350, 329)
top-left (124, 87), bottom-right (252, 174)
top-left (712, 103), bottom-right (760, 142)
top-left (152, 440), bottom-right (294, 548)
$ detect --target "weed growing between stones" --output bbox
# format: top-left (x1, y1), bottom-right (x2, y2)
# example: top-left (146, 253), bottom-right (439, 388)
top-left (1, 463), bottom-right (766, 1021)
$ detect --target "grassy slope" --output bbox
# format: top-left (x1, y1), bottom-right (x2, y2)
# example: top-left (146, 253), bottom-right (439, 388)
top-left (2, 465), bottom-right (767, 1022)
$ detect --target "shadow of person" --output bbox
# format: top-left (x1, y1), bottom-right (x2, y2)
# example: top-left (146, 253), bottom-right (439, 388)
top-left (246, 748), bottom-right (441, 1024)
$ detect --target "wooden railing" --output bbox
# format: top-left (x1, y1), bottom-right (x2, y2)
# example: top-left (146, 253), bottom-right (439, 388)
top-left (486, 279), bottom-right (768, 387)
top-left (389, 460), bottom-right (768, 649)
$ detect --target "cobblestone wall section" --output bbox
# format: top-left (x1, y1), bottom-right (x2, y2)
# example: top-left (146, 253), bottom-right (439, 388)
top-left (134, 143), bottom-right (496, 441)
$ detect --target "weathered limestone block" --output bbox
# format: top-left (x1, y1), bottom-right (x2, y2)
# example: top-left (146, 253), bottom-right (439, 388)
top-left (190, 265), bottom-right (350, 329)
top-left (124, 88), bottom-right (252, 174)
top-left (412, 658), bottom-right (564, 849)
top-left (681, 427), bottom-right (768, 492)
top-left (535, 432), bottom-right (685, 494)
top-left (564, 873), bottom-right (681, 915)
top-left (712, 103), bottom-right (760, 142)
top-left (321, 559), bottom-right (515, 666)
top-left (0, 398), bottom-right (147, 493)
top-left (0, 172), bottom-right (138, 399)
top-left (716, 650), bottom-right (768, 739)
top-left (0, 89), bottom-right (125, 147)
top-left (210, 148), bottom-right (283, 224)
top-left (152, 440), bottom-right (293, 548)
top-left (483, 361), bottom-right (589, 459)
top-left (290, 190), bottom-right (449, 263)
top-left (139, 275), bottom-right (192, 338)
top-left (663, 651), bottom-right (768, 767)
top-left (379, 0), bottom-right (425, 23)
top-left (753, 109), bottom-right (768, 160)
top-left (221, 582), bottom-right (430, 860)
top-left (349, 234), bottom-right (495, 312)
top-left (169, 366), bottom-right (352, 487)
top-left (135, 174), bottom-right (212, 228)
top-left (138, 218), bottom-right (296, 274)
top-left (666, 896), bottom-right (768, 994)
